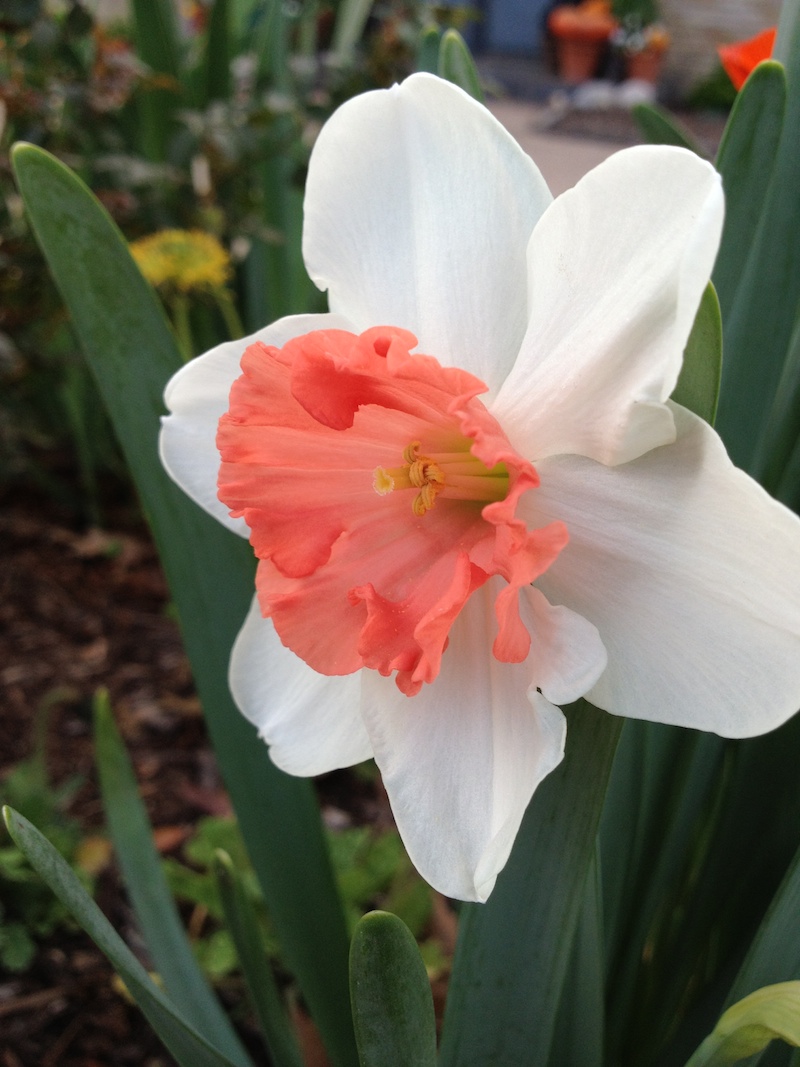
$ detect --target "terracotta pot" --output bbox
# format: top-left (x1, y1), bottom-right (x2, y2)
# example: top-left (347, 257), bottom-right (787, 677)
top-left (548, 5), bottom-right (617, 83)
top-left (554, 34), bottom-right (609, 82)
top-left (625, 44), bottom-right (667, 83)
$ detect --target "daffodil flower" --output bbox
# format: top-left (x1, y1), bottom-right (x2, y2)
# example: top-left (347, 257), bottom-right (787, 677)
top-left (159, 74), bottom-right (800, 902)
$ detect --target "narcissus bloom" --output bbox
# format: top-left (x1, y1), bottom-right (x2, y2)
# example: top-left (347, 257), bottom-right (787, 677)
top-left (160, 74), bottom-right (800, 902)
top-left (718, 27), bottom-right (776, 90)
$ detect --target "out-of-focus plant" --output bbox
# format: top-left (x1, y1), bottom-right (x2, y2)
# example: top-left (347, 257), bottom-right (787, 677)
top-left (0, 690), bottom-right (104, 974)
top-left (1, 0), bottom-right (464, 521)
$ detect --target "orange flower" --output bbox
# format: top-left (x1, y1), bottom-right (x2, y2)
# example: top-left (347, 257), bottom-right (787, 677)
top-left (718, 27), bottom-right (776, 90)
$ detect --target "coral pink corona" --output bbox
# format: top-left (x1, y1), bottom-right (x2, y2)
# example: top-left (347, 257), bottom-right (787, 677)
top-left (217, 326), bottom-right (567, 696)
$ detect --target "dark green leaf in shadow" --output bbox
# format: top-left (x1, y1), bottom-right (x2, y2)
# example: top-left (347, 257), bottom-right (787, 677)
top-left (203, 0), bottom-right (233, 104)
top-left (550, 848), bottom-right (605, 1067)
top-left (752, 309), bottom-right (800, 493)
top-left (130, 0), bottom-right (183, 160)
top-left (350, 911), bottom-right (437, 1067)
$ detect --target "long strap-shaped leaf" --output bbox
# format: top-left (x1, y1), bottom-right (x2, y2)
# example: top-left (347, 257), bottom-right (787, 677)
top-left (714, 4), bottom-right (800, 472)
top-left (439, 700), bottom-right (622, 1067)
top-left (11, 143), bottom-right (358, 1067)
top-left (94, 693), bottom-right (252, 1066)
top-left (214, 850), bottom-right (305, 1067)
top-left (3, 807), bottom-right (241, 1067)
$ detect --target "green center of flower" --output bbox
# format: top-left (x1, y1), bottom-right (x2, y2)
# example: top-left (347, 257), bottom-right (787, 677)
top-left (373, 441), bottom-right (509, 516)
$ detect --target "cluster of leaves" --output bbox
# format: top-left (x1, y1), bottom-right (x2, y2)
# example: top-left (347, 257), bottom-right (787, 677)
top-left (161, 812), bottom-right (444, 985)
top-left (0, 696), bottom-right (96, 973)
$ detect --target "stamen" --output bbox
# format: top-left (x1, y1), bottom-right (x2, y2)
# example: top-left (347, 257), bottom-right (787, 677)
top-left (373, 440), bottom-right (510, 515)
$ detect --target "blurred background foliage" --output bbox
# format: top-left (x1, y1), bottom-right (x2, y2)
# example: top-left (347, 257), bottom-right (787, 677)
top-left (0, 0), bottom-right (472, 524)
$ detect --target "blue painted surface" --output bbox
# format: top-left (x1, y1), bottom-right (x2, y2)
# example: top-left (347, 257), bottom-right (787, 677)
top-left (485, 0), bottom-right (554, 53)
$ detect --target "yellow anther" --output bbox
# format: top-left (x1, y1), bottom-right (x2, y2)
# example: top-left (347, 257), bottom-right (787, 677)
top-left (373, 439), bottom-right (505, 516)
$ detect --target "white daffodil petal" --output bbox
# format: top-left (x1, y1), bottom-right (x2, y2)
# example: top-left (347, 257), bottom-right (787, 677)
top-left (302, 72), bottom-right (553, 394)
top-left (522, 586), bottom-right (608, 706)
top-left (493, 145), bottom-right (724, 465)
top-left (360, 588), bottom-right (566, 902)
top-left (159, 312), bottom-right (354, 533)
top-left (230, 596), bottom-right (372, 775)
top-left (530, 404), bottom-right (800, 737)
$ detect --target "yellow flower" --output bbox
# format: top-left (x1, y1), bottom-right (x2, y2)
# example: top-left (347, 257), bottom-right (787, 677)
top-left (130, 229), bottom-right (232, 294)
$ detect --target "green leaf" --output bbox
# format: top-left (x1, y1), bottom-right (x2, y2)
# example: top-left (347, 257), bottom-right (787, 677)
top-left (438, 30), bottom-right (484, 104)
top-left (713, 55), bottom-right (800, 472)
top-left (130, 0), bottom-right (183, 160)
top-left (631, 103), bottom-right (706, 155)
top-left (726, 843), bottom-right (800, 1009)
top-left (416, 25), bottom-right (442, 75)
top-left (203, 0), bottom-right (233, 104)
top-left (712, 62), bottom-right (786, 329)
top-left (331, 0), bottom-right (376, 60)
top-left (685, 983), bottom-right (800, 1067)
top-left (600, 726), bottom-right (728, 1064)
top-left (11, 142), bottom-right (357, 1067)
top-left (93, 692), bottom-right (252, 1067)
top-left (550, 849), bottom-right (605, 1067)
top-left (753, 307), bottom-right (800, 492)
top-left (671, 282), bottom-right (723, 425)
top-left (214, 850), bottom-right (304, 1067)
top-left (349, 912), bottom-right (437, 1067)
top-left (439, 701), bottom-right (622, 1067)
top-left (2, 807), bottom-right (242, 1067)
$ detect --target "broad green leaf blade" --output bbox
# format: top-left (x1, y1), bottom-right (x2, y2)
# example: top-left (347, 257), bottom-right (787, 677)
top-left (440, 701), bottom-right (622, 1067)
top-left (638, 714), bottom-right (800, 1066)
top-left (438, 30), bottom-right (485, 104)
top-left (601, 727), bottom-right (727, 1065)
top-left (775, 0), bottom-right (800, 75)
top-left (631, 103), bottom-right (706, 155)
top-left (550, 849), bottom-right (605, 1067)
top-left (94, 692), bottom-right (252, 1067)
top-left (416, 25), bottom-right (442, 75)
top-left (672, 282), bottom-right (723, 424)
top-left (214, 850), bottom-right (304, 1067)
top-left (754, 308), bottom-right (800, 491)
top-left (349, 912), bottom-right (437, 1067)
top-left (2, 807), bottom-right (241, 1067)
top-left (713, 54), bottom-right (800, 472)
top-left (11, 143), bottom-right (357, 1067)
top-left (712, 62), bottom-right (786, 327)
top-left (685, 983), bottom-right (800, 1067)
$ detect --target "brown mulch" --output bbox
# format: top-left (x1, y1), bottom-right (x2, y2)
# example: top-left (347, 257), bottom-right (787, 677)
top-left (1, 492), bottom-right (221, 1066)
